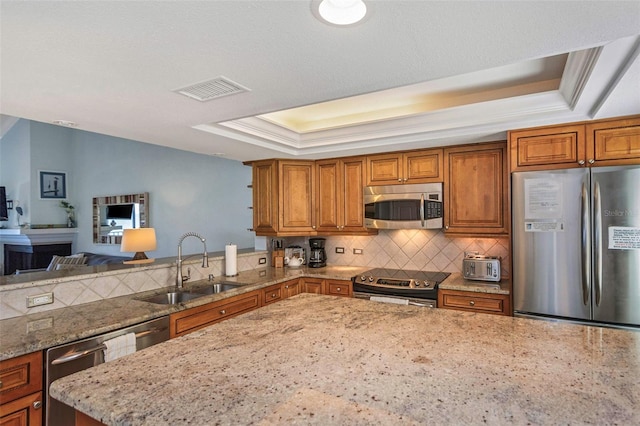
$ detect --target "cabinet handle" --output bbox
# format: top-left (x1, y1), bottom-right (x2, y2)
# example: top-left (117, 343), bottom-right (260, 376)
top-left (588, 159), bottom-right (595, 164)
top-left (445, 225), bottom-right (449, 230)
top-left (469, 301), bottom-right (475, 306)
top-left (247, 228), bottom-right (254, 232)
top-left (403, 178), bottom-right (407, 182)
top-left (578, 160), bottom-right (585, 165)
top-left (398, 178), bottom-right (402, 182)
top-left (312, 225), bottom-right (316, 229)
top-left (285, 285), bottom-right (289, 289)
top-left (33, 401), bottom-right (42, 409)
top-left (0, 379), bottom-right (3, 389)
top-left (220, 310), bottom-right (226, 315)
top-left (337, 226), bottom-right (340, 229)
top-left (272, 293), bottom-right (277, 298)
top-left (336, 288), bottom-right (341, 291)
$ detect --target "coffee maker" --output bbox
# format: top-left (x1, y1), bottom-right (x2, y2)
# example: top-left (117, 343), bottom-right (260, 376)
top-left (308, 238), bottom-right (327, 268)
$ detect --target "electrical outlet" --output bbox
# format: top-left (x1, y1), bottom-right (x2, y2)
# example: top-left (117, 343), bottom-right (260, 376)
top-left (335, 247), bottom-right (344, 254)
top-left (259, 257), bottom-right (267, 264)
top-left (353, 248), bottom-right (363, 255)
top-left (27, 292), bottom-right (54, 308)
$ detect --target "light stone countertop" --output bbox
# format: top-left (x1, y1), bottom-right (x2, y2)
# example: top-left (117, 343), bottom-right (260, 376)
top-left (438, 273), bottom-right (509, 294)
top-left (0, 266), bottom-right (505, 360)
top-left (50, 293), bottom-right (640, 425)
top-left (0, 265), bottom-right (368, 360)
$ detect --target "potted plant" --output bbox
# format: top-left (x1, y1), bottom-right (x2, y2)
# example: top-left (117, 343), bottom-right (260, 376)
top-left (60, 201), bottom-right (76, 228)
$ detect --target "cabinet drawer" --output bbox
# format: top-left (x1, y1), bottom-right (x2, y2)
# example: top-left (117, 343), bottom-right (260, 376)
top-left (325, 280), bottom-right (352, 297)
top-left (0, 391), bottom-right (42, 426)
top-left (0, 352), bottom-right (42, 406)
top-left (262, 284), bottom-right (283, 305)
top-left (438, 290), bottom-right (510, 316)
top-left (170, 291), bottom-right (261, 338)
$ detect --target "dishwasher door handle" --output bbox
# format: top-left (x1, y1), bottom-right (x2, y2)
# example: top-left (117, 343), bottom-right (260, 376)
top-left (51, 327), bottom-right (164, 365)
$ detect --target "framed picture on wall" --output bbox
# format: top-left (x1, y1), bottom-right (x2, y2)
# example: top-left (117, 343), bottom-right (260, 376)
top-left (39, 171), bottom-right (67, 199)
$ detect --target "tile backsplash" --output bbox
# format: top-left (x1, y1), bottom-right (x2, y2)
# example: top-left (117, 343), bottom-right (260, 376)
top-left (0, 252), bottom-right (267, 320)
top-left (285, 229), bottom-right (510, 275)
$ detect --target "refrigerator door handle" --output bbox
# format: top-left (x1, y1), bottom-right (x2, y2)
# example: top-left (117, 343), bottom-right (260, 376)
top-left (594, 180), bottom-right (602, 306)
top-left (581, 181), bottom-right (591, 306)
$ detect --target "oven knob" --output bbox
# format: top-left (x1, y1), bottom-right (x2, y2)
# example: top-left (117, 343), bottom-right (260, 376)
top-left (360, 276), bottom-right (366, 282)
top-left (368, 276), bottom-right (374, 282)
top-left (423, 281), bottom-right (430, 287)
top-left (415, 282), bottom-right (421, 287)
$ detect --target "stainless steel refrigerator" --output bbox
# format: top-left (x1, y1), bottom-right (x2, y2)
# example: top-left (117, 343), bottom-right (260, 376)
top-left (512, 165), bottom-right (640, 327)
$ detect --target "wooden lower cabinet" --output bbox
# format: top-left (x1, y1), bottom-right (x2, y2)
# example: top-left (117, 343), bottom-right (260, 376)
top-left (325, 279), bottom-right (352, 297)
top-left (170, 290), bottom-right (262, 338)
top-left (438, 289), bottom-right (510, 316)
top-left (301, 278), bottom-right (324, 294)
top-left (0, 352), bottom-right (43, 426)
top-left (300, 278), bottom-right (352, 297)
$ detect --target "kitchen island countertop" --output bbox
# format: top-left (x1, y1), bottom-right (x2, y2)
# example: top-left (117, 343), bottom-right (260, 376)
top-left (51, 293), bottom-right (639, 425)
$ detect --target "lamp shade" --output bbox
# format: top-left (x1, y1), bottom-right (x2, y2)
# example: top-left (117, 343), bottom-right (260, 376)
top-left (121, 228), bottom-right (157, 262)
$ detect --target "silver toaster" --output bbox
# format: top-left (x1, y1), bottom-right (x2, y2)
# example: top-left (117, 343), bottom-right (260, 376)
top-left (462, 255), bottom-right (501, 282)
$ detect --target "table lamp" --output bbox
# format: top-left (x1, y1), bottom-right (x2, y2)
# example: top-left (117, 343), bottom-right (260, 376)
top-left (121, 228), bottom-right (157, 264)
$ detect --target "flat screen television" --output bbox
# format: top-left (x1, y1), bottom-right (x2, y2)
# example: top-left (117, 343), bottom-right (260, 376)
top-left (106, 203), bottom-right (133, 219)
top-left (0, 186), bottom-right (8, 221)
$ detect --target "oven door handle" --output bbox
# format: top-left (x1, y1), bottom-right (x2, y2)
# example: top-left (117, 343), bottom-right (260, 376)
top-left (408, 301), bottom-right (429, 307)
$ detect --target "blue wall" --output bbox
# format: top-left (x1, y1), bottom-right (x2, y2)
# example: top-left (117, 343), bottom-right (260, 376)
top-left (1, 119), bottom-right (254, 257)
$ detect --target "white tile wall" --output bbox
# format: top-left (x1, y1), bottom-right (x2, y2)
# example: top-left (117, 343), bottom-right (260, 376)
top-left (0, 252), bottom-right (267, 320)
top-left (287, 229), bottom-right (510, 275)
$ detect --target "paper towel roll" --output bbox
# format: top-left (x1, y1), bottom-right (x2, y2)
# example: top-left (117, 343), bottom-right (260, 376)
top-left (225, 244), bottom-right (238, 276)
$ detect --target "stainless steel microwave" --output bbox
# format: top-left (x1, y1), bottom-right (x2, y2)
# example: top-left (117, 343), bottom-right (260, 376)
top-left (364, 183), bottom-right (443, 229)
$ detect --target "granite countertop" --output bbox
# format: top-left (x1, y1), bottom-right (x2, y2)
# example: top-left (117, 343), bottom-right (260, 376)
top-left (51, 294), bottom-right (640, 425)
top-left (0, 265), bottom-right (368, 360)
top-left (438, 273), bottom-right (509, 294)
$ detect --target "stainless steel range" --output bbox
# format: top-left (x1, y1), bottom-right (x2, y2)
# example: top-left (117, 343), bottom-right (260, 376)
top-left (352, 268), bottom-right (450, 308)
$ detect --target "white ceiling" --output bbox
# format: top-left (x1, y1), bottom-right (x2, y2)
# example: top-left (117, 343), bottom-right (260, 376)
top-left (1, 1), bottom-right (639, 162)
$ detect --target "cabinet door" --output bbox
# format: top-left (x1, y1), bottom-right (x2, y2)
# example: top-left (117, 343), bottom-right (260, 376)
top-left (252, 160), bottom-right (277, 235)
top-left (0, 391), bottom-right (43, 426)
top-left (282, 279), bottom-right (301, 298)
top-left (403, 149), bottom-right (443, 183)
top-left (316, 160), bottom-right (340, 232)
top-left (508, 124), bottom-right (585, 171)
top-left (0, 352), bottom-right (42, 408)
top-left (587, 116), bottom-right (640, 165)
top-left (341, 158), bottom-right (369, 232)
top-left (366, 153), bottom-right (402, 185)
top-left (279, 161), bottom-right (315, 233)
top-left (262, 283), bottom-right (283, 305)
top-left (444, 142), bottom-right (508, 235)
top-left (301, 278), bottom-right (324, 294)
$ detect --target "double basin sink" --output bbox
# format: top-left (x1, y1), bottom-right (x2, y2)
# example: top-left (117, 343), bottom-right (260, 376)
top-left (138, 282), bottom-right (241, 305)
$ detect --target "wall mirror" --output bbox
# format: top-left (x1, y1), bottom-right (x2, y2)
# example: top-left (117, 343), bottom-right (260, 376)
top-left (93, 192), bottom-right (149, 244)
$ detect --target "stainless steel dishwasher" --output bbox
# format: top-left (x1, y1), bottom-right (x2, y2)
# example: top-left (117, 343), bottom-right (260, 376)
top-left (45, 316), bottom-right (170, 426)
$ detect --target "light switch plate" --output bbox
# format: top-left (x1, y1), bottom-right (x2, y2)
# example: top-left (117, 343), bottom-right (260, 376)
top-left (27, 292), bottom-right (54, 308)
top-left (335, 247), bottom-right (344, 254)
top-left (353, 248), bottom-right (363, 255)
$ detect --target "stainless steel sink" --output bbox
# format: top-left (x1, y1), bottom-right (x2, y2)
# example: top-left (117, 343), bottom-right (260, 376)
top-left (138, 291), bottom-right (204, 305)
top-left (190, 282), bottom-right (241, 295)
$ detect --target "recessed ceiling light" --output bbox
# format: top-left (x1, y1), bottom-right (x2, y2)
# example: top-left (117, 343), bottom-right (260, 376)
top-left (317, 0), bottom-right (367, 26)
top-left (52, 120), bottom-right (78, 127)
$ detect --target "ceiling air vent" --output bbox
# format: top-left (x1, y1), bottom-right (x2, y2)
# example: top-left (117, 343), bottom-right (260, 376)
top-left (173, 76), bottom-right (250, 102)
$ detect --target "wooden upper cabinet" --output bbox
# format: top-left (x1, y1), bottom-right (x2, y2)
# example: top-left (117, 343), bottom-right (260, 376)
top-left (366, 149), bottom-right (443, 185)
top-left (509, 124), bottom-right (585, 171)
top-left (278, 160), bottom-right (315, 233)
top-left (587, 116), bottom-right (640, 165)
top-left (251, 160), bottom-right (278, 235)
top-left (316, 157), bottom-right (374, 235)
top-left (509, 115), bottom-right (640, 171)
top-left (247, 159), bottom-right (316, 236)
top-left (444, 142), bottom-right (508, 235)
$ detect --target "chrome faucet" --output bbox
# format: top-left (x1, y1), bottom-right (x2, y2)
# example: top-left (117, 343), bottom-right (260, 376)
top-left (176, 232), bottom-right (209, 288)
